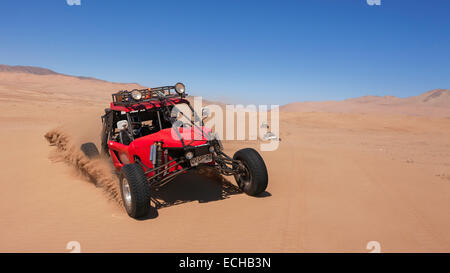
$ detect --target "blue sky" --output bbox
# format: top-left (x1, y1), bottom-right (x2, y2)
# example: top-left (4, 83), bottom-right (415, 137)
top-left (0, 0), bottom-right (449, 105)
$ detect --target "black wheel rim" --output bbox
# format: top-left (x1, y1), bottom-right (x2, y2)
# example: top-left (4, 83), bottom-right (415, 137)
top-left (237, 162), bottom-right (252, 190)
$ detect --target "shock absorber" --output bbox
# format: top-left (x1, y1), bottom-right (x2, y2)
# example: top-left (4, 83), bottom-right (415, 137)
top-left (163, 149), bottom-right (169, 176)
top-left (155, 142), bottom-right (163, 178)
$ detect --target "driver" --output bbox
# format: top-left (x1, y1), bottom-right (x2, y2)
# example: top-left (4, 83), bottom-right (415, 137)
top-left (116, 120), bottom-right (133, 145)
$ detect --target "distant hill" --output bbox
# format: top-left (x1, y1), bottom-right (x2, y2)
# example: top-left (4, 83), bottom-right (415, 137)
top-left (0, 64), bottom-right (147, 104)
top-left (281, 89), bottom-right (450, 117)
top-left (406, 89), bottom-right (450, 107)
top-left (343, 89), bottom-right (450, 107)
top-left (0, 64), bottom-right (59, 75)
top-left (0, 64), bottom-right (118, 83)
top-left (0, 64), bottom-right (223, 106)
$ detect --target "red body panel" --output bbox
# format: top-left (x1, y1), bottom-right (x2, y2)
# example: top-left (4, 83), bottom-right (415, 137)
top-left (108, 126), bottom-right (212, 177)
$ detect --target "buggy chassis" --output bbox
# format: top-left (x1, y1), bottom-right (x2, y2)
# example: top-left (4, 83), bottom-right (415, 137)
top-left (82, 83), bottom-right (268, 218)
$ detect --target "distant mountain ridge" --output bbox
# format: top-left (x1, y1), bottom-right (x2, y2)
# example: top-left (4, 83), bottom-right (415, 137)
top-left (0, 64), bottom-right (219, 106)
top-left (0, 64), bottom-right (59, 75)
top-left (281, 89), bottom-right (450, 117)
top-left (344, 89), bottom-right (450, 105)
top-left (0, 64), bottom-right (125, 84)
top-left (414, 89), bottom-right (450, 106)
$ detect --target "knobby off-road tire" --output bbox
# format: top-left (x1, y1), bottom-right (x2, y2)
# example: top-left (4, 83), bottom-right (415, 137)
top-left (80, 142), bottom-right (100, 159)
top-left (233, 148), bottom-right (268, 196)
top-left (119, 163), bottom-right (151, 219)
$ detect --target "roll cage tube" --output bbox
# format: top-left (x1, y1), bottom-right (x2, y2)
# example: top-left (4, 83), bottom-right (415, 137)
top-left (126, 112), bottom-right (135, 142)
top-left (101, 109), bottom-right (114, 154)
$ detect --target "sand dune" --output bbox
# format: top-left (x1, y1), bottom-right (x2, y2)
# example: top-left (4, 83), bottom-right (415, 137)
top-left (1, 65), bottom-right (450, 252)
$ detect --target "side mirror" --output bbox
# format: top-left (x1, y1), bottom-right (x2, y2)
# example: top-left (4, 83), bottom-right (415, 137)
top-left (202, 107), bottom-right (211, 120)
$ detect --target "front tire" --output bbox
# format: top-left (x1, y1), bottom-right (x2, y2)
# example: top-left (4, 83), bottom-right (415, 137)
top-left (233, 148), bottom-right (268, 196)
top-left (120, 164), bottom-right (151, 219)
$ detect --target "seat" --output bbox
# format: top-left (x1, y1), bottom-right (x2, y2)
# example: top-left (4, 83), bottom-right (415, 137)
top-left (138, 125), bottom-right (153, 136)
top-left (119, 130), bottom-right (133, 145)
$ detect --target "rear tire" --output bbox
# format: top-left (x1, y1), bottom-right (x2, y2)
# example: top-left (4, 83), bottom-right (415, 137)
top-left (119, 164), bottom-right (151, 219)
top-left (80, 142), bottom-right (100, 159)
top-left (233, 148), bottom-right (268, 196)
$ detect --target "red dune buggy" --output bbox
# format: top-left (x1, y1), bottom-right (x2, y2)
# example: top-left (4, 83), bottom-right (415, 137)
top-left (81, 83), bottom-right (268, 219)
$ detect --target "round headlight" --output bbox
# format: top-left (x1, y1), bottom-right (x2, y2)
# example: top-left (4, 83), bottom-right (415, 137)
top-left (131, 90), bottom-right (143, 100)
top-left (175, 82), bottom-right (186, 94)
top-left (209, 146), bottom-right (215, 153)
top-left (185, 151), bottom-right (194, 160)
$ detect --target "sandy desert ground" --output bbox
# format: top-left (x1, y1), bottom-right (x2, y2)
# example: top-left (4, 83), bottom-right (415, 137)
top-left (0, 65), bottom-right (450, 252)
